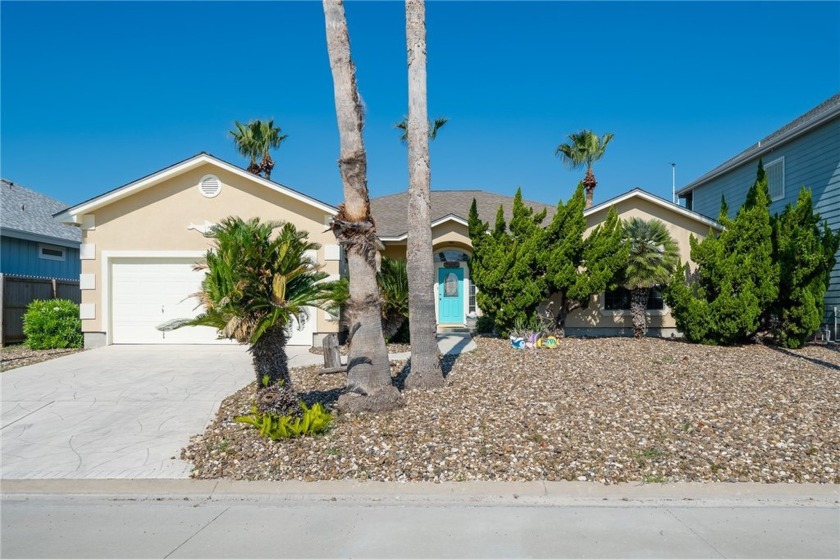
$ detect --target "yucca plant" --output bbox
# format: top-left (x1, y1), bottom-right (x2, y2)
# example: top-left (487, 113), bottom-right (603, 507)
top-left (190, 217), bottom-right (334, 390)
top-left (621, 218), bottom-right (679, 338)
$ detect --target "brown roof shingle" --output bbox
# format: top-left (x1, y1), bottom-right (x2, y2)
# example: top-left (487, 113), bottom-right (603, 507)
top-left (370, 190), bottom-right (556, 238)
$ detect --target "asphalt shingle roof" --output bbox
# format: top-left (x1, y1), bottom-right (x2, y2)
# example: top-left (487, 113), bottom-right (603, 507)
top-left (370, 190), bottom-right (556, 238)
top-left (1, 179), bottom-right (81, 243)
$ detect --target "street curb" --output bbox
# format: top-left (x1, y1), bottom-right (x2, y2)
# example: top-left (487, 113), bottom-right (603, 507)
top-left (2, 479), bottom-right (837, 506)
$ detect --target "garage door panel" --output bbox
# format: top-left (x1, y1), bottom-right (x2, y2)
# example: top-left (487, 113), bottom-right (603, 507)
top-left (110, 258), bottom-right (313, 346)
top-left (111, 259), bottom-right (223, 344)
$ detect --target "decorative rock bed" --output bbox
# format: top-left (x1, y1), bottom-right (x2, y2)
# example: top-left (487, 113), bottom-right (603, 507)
top-left (183, 337), bottom-right (840, 484)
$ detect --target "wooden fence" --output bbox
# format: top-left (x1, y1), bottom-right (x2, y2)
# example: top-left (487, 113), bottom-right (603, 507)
top-left (1, 274), bottom-right (81, 346)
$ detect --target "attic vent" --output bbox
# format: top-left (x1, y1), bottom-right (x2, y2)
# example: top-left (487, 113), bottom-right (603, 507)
top-left (198, 175), bottom-right (222, 198)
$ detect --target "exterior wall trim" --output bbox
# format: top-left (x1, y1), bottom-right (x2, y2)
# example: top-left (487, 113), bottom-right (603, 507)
top-left (54, 153), bottom-right (338, 224)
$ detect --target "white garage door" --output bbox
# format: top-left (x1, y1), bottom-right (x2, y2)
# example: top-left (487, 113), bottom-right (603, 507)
top-left (110, 258), bottom-right (314, 345)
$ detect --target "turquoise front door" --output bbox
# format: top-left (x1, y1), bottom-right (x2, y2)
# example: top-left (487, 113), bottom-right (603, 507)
top-left (438, 267), bottom-right (464, 324)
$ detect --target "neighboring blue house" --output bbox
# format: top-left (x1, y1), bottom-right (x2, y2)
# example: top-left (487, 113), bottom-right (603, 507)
top-left (1, 179), bottom-right (81, 344)
top-left (677, 93), bottom-right (840, 340)
top-left (1, 179), bottom-right (81, 279)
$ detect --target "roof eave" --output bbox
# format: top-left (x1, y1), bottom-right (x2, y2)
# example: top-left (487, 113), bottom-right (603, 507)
top-left (584, 188), bottom-right (723, 231)
top-left (677, 106), bottom-right (840, 196)
top-left (56, 153), bottom-right (339, 222)
top-left (1, 227), bottom-right (81, 248)
top-left (378, 214), bottom-right (470, 241)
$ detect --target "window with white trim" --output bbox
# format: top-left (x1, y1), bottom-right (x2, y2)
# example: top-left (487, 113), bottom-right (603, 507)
top-left (765, 158), bottom-right (784, 201)
top-left (39, 244), bottom-right (66, 261)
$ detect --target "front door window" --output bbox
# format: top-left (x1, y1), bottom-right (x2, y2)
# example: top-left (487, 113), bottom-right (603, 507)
top-left (444, 272), bottom-right (459, 297)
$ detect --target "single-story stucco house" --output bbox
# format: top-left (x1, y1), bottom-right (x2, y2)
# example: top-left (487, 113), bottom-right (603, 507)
top-left (56, 153), bottom-right (721, 348)
top-left (372, 188), bottom-right (722, 338)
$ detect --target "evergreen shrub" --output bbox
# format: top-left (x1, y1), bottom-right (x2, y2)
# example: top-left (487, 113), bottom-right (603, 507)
top-left (22, 299), bottom-right (83, 350)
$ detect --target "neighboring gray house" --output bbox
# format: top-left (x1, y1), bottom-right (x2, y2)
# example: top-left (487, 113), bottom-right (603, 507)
top-left (677, 93), bottom-right (840, 339)
top-left (1, 179), bottom-right (81, 344)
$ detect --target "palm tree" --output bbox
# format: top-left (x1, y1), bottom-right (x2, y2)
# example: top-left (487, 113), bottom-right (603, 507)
top-left (253, 119), bottom-right (287, 180)
top-left (190, 217), bottom-right (332, 391)
top-left (323, 0), bottom-right (402, 412)
top-left (621, 218), bottom-right (679, 338)
top-left (403, 0), bottom-right (444, 390)
top-left (555, 130), bottom-right (614, 208)
top-left (395, 116), bottom-right (448, 144)
top-left (378, 257), bottom-right (410, 341)
top-left (329, 256), bottom-right (409, 342)
top-left (229, 121), bottom-right (261, 175)
top-left (229, 119), bottom-right (288, 180)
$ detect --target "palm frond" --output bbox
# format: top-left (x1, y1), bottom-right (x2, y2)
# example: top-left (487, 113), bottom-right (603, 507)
top-left (622, 218), bottom-right (680, 290)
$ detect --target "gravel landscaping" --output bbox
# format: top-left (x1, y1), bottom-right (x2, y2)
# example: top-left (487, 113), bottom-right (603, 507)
top-left (0, 344), bottom-right (83, 372)
top-left (183, 336), bottom-right (839, 484)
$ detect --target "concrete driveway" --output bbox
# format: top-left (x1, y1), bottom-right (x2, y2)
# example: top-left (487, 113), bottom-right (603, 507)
top-left (1, 344), bottom-right (321, 480)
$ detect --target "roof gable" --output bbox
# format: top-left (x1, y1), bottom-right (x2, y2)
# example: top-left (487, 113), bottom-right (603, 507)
top-left (54, 153), bottom-right (338, 224)
top-left (585, 188), bottom-right (723, 230)
top-left (1, 179), bottom-right (81, 245)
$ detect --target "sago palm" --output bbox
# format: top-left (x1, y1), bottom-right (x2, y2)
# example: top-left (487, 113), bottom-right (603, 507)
top-left (377, 257), bottom-right (409, 341)
top-left (328, 256), bottom-right (409, 343)
top-left (190, 217), bottom-right (332, 390)
top-left (555, 130), bottom-right (614, 208)
top-left (621, 217), bottom-right (679, 338)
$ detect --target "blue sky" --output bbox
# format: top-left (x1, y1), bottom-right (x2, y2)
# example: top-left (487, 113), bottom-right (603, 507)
top-left (2, 1), bottom-right (838, 211)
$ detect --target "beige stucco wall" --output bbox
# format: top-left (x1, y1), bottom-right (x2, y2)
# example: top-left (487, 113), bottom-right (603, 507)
top-left (565, 197), bottom-right (717, 332)
top-left (79, 162), bottom-right (339, 340)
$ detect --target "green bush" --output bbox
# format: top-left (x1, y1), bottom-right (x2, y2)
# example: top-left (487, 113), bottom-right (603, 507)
top-left (22, 299), bottom-right (82, 350)
top-left (666, 162), bottom-right (776, 345)
top-left (475, 315), bottom-right (496, 335)
top-left (235, 402), bottom-right (333, 440)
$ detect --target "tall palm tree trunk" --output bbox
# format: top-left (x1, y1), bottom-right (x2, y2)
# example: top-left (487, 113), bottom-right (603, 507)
top-left (630, 287), bottom-right (649, 338)
top-left (261, 154), bottom-right (275, 180)
top-left (404, 0), bottom-right (443, 390)
top-left (583, 167), bottom-right (597, 209)
top-left (249, 326), bottom-right (292, 389)
top-left (323, 0), bottom-right (402, 412)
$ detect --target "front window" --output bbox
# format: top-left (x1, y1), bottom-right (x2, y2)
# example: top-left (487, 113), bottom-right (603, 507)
top-left (39, 244), bottom-right (66, 261)
top-left (437, 250), bottom-right (469, 262)
top-left (766, 157), bottom-right (784, 201)
top-left (604, 286), bottom-right (664, 311)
